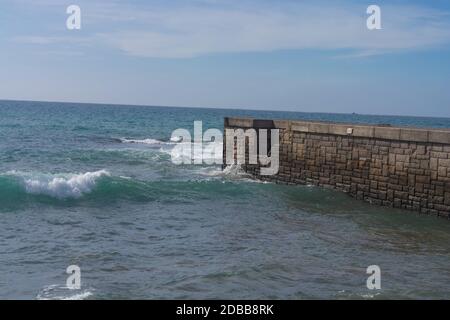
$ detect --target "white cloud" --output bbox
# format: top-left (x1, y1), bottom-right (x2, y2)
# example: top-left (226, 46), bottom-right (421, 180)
top-left (13, 36), bottom-right (58, 45)
top-left (11, 0), bottom-right (450, 58)
top-left (13, 36), bottom-right (91, 45)
top-left (95, 2), bottom-right (450, 58)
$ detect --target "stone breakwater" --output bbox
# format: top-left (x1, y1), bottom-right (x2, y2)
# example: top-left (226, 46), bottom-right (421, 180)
top-left (223, 117), bottom-right (450, 218)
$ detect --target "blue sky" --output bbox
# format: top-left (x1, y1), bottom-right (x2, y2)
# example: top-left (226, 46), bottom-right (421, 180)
top-left (1, 0), bottom-right (450, 117)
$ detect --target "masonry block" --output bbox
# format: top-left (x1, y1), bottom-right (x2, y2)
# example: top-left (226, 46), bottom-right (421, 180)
top-left (223, 118), bottom-right (450, 218)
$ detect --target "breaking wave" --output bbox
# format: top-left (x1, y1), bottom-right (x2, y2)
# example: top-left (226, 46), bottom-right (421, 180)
top-left (117, 136), bottom-right (223, 164)
top-left (0, 168), bottom-right (265, 210)
top-left (159, 142), bottom-right (223, 164)
top-left (1, 170), bottom-right (110, 199)
top-left (119, 136), bottom-right (183, 145)
top-left (119, 138), bottom-right (167, 145)
top-left (198, 164), bottom-right (270, 184)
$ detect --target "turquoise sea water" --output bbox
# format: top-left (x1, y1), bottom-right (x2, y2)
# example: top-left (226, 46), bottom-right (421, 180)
top-left (1, 100), bottom-right (450, 299)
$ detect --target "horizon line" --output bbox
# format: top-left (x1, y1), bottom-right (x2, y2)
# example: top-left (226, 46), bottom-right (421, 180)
top-left (0, 98), bottom-right (449, 120)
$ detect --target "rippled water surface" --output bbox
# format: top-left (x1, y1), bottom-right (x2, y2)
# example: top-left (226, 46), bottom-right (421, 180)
top-left (1, 100), bottom-right (450, 299)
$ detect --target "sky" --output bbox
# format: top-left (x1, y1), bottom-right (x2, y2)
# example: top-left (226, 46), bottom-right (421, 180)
top-left (1, 0), bottom-right (450, 117)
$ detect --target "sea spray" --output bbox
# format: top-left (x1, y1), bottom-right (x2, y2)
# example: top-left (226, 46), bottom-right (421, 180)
top-left (120, 138), bottom-right (167, 145)
top-left (7, 170), bottom-right (110, 199)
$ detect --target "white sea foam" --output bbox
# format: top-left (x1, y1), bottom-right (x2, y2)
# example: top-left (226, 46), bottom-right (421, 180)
top-left (202, 164), bottom-right (246, 177)
top-left (198, 164), bottom-right (269, 183)
top-left (170, 136), bottom-right (183, 142)
top-left (7, 170), bottom-right (110, 199)
top-left (36, 284), bottom-right (93, 300)
top-left (61, 291), bottom-right (93, 300)
top-left (160, 141), bottom-right (223, 164)
top-left (360, 292), bottom-right (381, 299)
top-left (119, 137), bottom-right (223, 164)
top-left (120, 138), bottom-right (166, 145)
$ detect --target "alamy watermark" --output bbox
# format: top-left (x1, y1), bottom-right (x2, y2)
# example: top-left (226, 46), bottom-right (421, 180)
top-left (64, 4), bottom-right (380, 32)
top-left (169, 121), bottom-right (280, 175)
top-left (66, 5), bottom-right (81, 30)
top-left (367, 5), bottom-right (381, 30)
top-left (66, 264), bottom-right (81, 290)
top-left (366, 265), bottom-right (381, 290)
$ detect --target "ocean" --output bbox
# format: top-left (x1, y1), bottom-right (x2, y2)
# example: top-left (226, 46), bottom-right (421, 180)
top-left (1, 99), bottom-right (450, 299)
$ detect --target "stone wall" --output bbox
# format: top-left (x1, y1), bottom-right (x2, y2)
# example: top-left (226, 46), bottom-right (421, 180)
top-left (223, 117), bottom-right (450, 218)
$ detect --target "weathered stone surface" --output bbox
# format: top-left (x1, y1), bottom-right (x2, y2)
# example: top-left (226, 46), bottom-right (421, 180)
top-left (374, 127), bottom-right (401, 140)
top-left (429, 131), bottom-right (450, 144)
top-left (400, 128), bottom-right (429, 142)
top-left (223, 118), bottom-right (450, 217)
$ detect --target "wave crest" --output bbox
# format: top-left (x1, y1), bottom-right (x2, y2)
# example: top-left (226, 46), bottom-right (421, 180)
top-left (120, 138), bottom-right (166, 145)
top-left (8, 170), bottom-right (110, 199)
